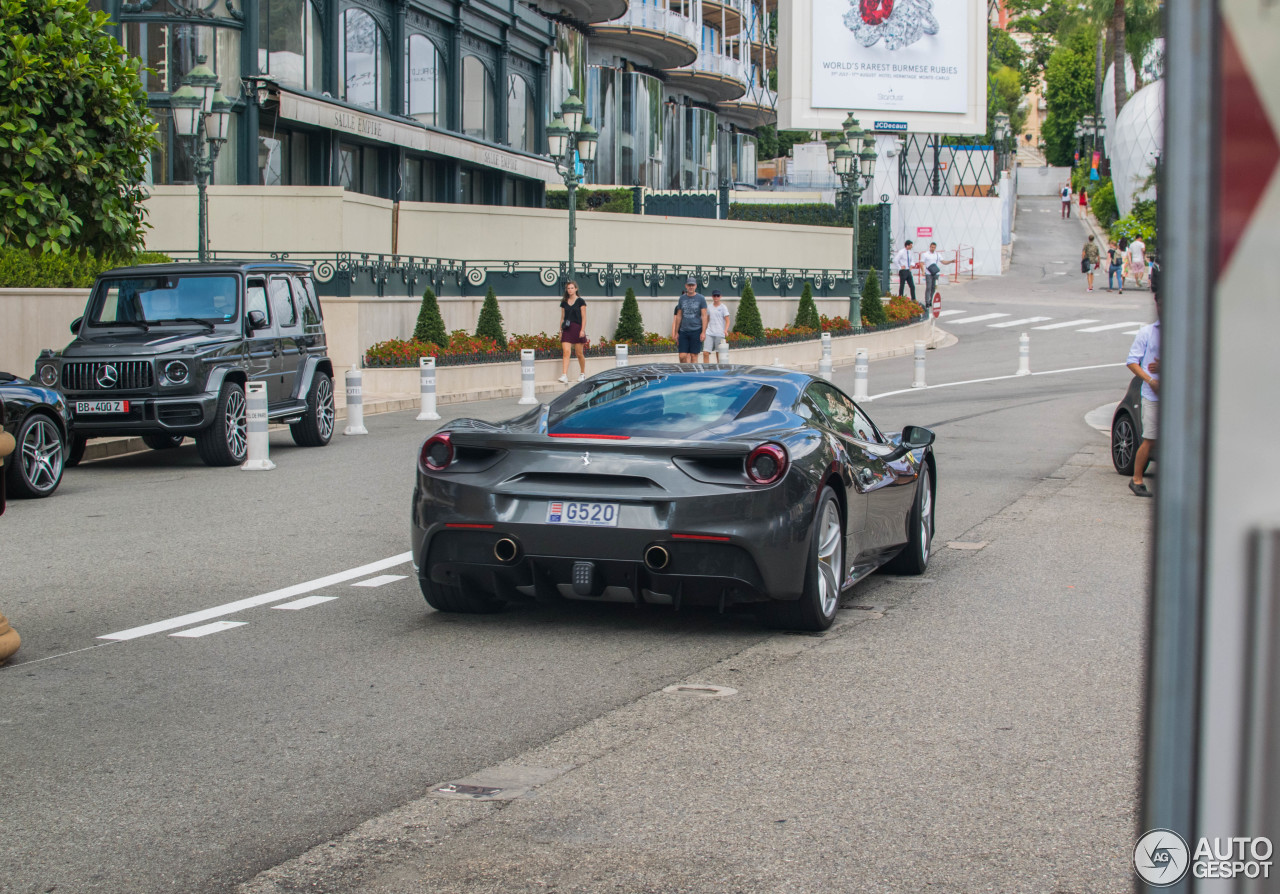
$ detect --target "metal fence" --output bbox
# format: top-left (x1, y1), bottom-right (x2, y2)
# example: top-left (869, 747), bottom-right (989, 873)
top-left (898, 134), bottom-right (1011, 197)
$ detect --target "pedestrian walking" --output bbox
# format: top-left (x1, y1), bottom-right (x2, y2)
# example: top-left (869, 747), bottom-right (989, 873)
top-left (1124, 285), bottom-right (1160, 497)
top-left (894, 239), bottom-right (918, 304)
top-left (701, 289), bottom-right (731, 363)
top-left (1061, 184), bottom-right (1072, 219)
top-left (1127, 236), bottom-right (1148, 289)
top-left (558, 281), bottom-right (588, 383)
top-left (1082, 234), bottom-right (1101, 291)
top-left (1106, 239), bottom-right (1124, 292)
top-left (671, 276), bottom-right (708, 364)
top-left (920, 241), bottom-right (942, 305)
top-left (1078, 188), bottom-right (1089, 217)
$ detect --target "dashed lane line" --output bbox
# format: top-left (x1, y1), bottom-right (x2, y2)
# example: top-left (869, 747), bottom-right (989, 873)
top-left (98, 552), bottom-right (413, 642)
top-left (1076, 321), bottom-right (1149, 332)
top-left (352, 574), bottom-right (408, 588)
top-left (1032, 319), bottom-right (1100, 329)
top-left (274, 595), bottom-right (340, 611)
top-left (170, 621), bottom-right (247, 638)
top-left (988, 316), bottom-right (1052, 328)
top-left (944, 313), bottom-right (1011, 324)
top-left (866, 362), bottom-right (1127, 402)
top-left (935, 309), bottom-right (966, 317)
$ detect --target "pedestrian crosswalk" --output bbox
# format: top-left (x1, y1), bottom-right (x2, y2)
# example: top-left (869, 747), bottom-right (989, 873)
top-left (936, 309), bottom-right (1149, 336)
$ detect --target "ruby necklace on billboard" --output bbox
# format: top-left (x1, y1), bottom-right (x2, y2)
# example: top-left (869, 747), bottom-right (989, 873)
top-left (844, 0), bottom-right (939, 50)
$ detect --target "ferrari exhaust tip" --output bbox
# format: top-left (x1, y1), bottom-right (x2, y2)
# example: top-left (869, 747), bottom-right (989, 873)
top-left (494, 538), bottom-right (520, 564)
top-left (644, 545), bottom-right (669, 571)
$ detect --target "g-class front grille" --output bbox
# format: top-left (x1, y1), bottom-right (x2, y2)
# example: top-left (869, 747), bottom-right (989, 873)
top-left (62, 361), bottom-right (154, 391)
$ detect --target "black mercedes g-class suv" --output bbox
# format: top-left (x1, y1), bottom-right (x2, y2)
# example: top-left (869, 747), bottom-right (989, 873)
top-left (34, 262), bottom-right (335, 467)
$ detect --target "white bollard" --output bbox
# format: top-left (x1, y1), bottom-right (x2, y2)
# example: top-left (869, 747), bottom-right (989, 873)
top-left (819, 332), bottom-right (833, 381)
top-left (853, 348), bottom-right (869, 401)
top-left (518, 348), bottom-right (537, 404)
top-left (911, 340), bottom-right (927, 389)
top-left (343, 369), bottom-right (368, 435)
top-left (1017, 332), bottom-right (1031, 376)
top-left (416, 356), bottom-right (440, 421)
top-left (615, 343), bottom-right (629, 368)
top-left (717, 341), bottom-right (730, 365)
top-left (240, 381), bottom-right (275, 471)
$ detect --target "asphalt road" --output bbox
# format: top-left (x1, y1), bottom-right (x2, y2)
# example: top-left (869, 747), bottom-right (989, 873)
top-left (0, 198), bottom-right (1153, 893)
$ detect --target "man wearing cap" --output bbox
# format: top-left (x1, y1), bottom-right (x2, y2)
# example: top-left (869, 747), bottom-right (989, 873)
top-left (701, 289), bottom-right (732, 363)
top-left (672, 276), bottom-right (708, 364)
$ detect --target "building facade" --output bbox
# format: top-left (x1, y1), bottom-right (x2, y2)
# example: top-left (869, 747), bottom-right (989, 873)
top-left (94, 0), bottom-right (775, 202)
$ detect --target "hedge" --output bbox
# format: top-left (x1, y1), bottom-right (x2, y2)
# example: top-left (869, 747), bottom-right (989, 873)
top-left (545, 187), bottom-right (635, 213)
top-left (727, 202), bottom-right (879, 228)
top-left (0, 248), bottom-right (172, 288)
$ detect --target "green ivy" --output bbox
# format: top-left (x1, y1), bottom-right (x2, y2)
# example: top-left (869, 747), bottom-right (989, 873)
top-left (0, 0), bottom-right (158, 255)
top-left (0, 247), bottom-right (170, 287)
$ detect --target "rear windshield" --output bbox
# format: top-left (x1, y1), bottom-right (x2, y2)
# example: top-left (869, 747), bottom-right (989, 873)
top-left (547, 373), bottom-right (770, 438)
top-left (89, 275), bottom-right (239, 327)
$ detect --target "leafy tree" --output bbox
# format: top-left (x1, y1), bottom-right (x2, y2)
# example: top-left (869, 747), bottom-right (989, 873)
top-left (413, 286), bottom-right (447, 345)
top-left (860, 268), bottom-right (887, 327)
top-left (733, 281), bottom-right (764, 339)
top-left (0, 0), bottom-right (158, 255)
top-left (756, 125), bottom-right (810, 162)
top-left (614, 287), bottom-right (644, 343)
top-left (474, 287), bottom-right (506, 346)
top-left (794, 281), bottom-right (820, 331)
top-left (1041, 29), bottom-right (1098, 166)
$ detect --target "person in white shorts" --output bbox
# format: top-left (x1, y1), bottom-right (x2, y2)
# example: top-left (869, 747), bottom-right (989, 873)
top-left (702, 289), bottom-right (732, 363)
top-left (1127, 236), bottom-right (1147, 288)
top-left (1125, 288), bottom-right (1160, 497)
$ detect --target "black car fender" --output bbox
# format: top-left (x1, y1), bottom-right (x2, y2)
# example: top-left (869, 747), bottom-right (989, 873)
top-left (294, 356), bottom-right (335, 400)
top-left (202, 364), bottom-right (248, 395)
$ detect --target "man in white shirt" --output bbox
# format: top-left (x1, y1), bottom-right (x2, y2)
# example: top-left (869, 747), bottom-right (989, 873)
top-left (919, 241), bottom-right (942, 305)
top-left (1127, 237), bottom-right (1147, 288)
top-left (701, 290), bottom-right (732, 363)
top-left (1061, 185), bottom-right (1071, 218)
top-left (1125, 288), bottom-right (1160, 497)
top-left (894, 240), bottom-right (917, 304)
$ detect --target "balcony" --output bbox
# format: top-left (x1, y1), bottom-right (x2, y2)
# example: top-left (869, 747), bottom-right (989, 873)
top-left (528, 0), bottom-right (629, 25)
top-left (665, 51), bottom-right (748, 102)
top-left (701, 0), bottom-right (744, 35)
top-left (717, 84), bottom-right (776, 127)
top-left (592, 2), bottom-right (700, 70)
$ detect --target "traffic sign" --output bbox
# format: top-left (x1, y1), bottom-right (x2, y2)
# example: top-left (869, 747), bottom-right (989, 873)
top-left (931, 294), bottom-right (941, 319)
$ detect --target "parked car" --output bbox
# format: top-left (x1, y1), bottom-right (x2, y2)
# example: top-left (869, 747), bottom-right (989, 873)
top-left (0, 371), bottom-right (69, 499)
top-left (411, 365), bottom-right (936, 632)
top-left (1110, 374), bottom-right (1153, 476)
top-left (33, 262), bottom-right (335, 467)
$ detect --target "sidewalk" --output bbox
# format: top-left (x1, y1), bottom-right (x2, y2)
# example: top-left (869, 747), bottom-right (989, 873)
top-left (240, 445), bottom-right (1146, 894)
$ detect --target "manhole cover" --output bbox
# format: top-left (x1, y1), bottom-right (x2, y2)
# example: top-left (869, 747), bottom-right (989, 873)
top-left (662, 683), bottom-right (737, 698)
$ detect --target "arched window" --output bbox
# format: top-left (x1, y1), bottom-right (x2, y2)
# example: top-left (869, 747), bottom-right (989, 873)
top-left (506, 74), bottom-right (535, 152)
top-left (259, 0), bottom-right (323, 91)
top-left (405, 34), bottom-right (447, 126)
top-left (461, 55), bottom-right (495, 142)
top-left (341, 8), bottom-right (391, 111)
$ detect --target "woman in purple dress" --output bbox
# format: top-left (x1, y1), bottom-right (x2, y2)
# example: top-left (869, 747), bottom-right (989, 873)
top-left (558, 281), bottom-right (588, 383)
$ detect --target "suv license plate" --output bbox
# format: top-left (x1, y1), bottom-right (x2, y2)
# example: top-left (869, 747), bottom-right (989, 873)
top-left (546, 501), bottom-right (619, 527)
top-left (76, 400), bottom-right (130, 414)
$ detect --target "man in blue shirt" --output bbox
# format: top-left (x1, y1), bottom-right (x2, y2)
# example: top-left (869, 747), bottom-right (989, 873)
top-left (1125, 290), bottom-right (1160, 497)
top-left (672, 276), bottom-right (708, 364)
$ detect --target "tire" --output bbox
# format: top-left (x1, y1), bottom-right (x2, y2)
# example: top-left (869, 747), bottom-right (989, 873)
top-left (65, 435), bottom-right (88, 468)
top-left (883, 464), bottom-right (934, 576)
top-left (142, 433), bottom-right (184, 451)
top-left (1111, 411), bottom-right (1137, 476)
top-left (196, 382), bottom-right (248, 467)
top-left (764, 486), bottom-right (843, 632)
top-left (290, 371), bottom-right (335, 447)
top-left (6, 413), bottom-right (65, 499)
top-left (419, 573), bottom-right (505, 614)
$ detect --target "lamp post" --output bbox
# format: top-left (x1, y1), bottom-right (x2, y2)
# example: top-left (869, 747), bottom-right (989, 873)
top-left (546, 88), bottom-right (598, 280)
top-left (829, 118), bottom-right (877, 323)
top-left (169, 56), bottom-right (232, 263)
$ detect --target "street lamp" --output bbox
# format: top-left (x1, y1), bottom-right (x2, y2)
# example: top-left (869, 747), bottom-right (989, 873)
top-left (169, 56), bottom-right (232, 262)
top-left (828, 118), bottom-right (877, 323)
top-left (547, 89), bottom-right (597, 279)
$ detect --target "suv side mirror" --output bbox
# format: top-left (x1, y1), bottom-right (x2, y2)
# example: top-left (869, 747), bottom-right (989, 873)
top-left (70, 316), bottom-right (82, 335)
top-left (247, 310), bottom-right (269, 331)
top-left (886, 425), bottom-right (935, 461)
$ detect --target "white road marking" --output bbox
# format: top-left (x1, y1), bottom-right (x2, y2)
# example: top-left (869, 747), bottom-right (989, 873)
top-left (352, 574), bottom-right (407, 588)
top-left (273, 595), bottom-right (339, 610)
top-left (1123, 329), bottom-right (1142, 335)
top-left (170, 621), bottom-right (246, 638)
top-left (944, 313), bottom-right (1011, 324)
top-left (1032, 319), bottom-right (1099, 329)
top-left (988, 316), bottom-right (1052, 328)
top-left (1077, 321), bottom-right (1149, 332)
top-left (935, 309), bottom-right (965, 317)
top-left (866, 362), bottom-right (1127, 401)
top-left (99, 552), bottom-right (413, 642)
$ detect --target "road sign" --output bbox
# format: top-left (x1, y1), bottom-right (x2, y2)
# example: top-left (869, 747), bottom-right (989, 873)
top-left (917, 226), bottom-right (934, 239)
top-left (932, 294), bottom-right (941, 319)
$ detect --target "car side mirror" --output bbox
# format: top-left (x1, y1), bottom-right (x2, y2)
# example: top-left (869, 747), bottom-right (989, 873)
top-left (886, 425), bottom-right (935, 461)
top-left (70, 316), bottom-right (82, 335)
top-left (247, 310), bottom-right (269, 331)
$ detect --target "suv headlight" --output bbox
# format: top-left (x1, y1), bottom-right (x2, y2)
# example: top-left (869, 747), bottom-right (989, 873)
top-left (163, 360), bottom-right (189, 384)
top-left (38, 363), bottom-right (58, 387)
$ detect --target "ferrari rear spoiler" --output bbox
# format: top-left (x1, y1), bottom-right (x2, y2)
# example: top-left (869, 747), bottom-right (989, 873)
top-left (446, 429), bottom-right (760, 458)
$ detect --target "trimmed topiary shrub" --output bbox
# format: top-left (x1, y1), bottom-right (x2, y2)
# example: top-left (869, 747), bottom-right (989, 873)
top-left (474, 287), bottom-right (506, 346)
top-left (860, 268), bottom-right (888, 327)
top-left (733, 280), bottom-right (765, 339)
top-left (614, 287), bottom-right (644, 343)
top-left (794, 281), bottom-right (820, 331)
top-left (412, 286), bottom-right (447, 345)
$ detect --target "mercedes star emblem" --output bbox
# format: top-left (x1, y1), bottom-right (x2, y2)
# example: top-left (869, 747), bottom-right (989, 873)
top-left (96, 364), bottom-right (119, 388)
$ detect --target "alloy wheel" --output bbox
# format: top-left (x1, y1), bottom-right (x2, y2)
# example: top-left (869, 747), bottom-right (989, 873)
top-left (918, 467), bottom-right (933, 564)
top-left (316, 377), bottom-right (335, 440)
top-left (816, 499), bottom-right (843, 618)
top-left (21, 417), bottom-right (63, 493)
top-left (1112, 415), bottom-right (1134, 472)
top-left (225, 388), bottom-right (247, 458)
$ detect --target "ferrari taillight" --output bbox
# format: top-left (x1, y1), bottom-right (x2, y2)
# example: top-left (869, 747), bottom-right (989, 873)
top-left (745, 443), bottom-right (788, 485)
top-left (421, 432), bottom-right (453, 471)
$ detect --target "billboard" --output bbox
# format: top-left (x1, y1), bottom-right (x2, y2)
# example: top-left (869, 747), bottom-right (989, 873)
top-left (777, 0), bottom-right (988, 135)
